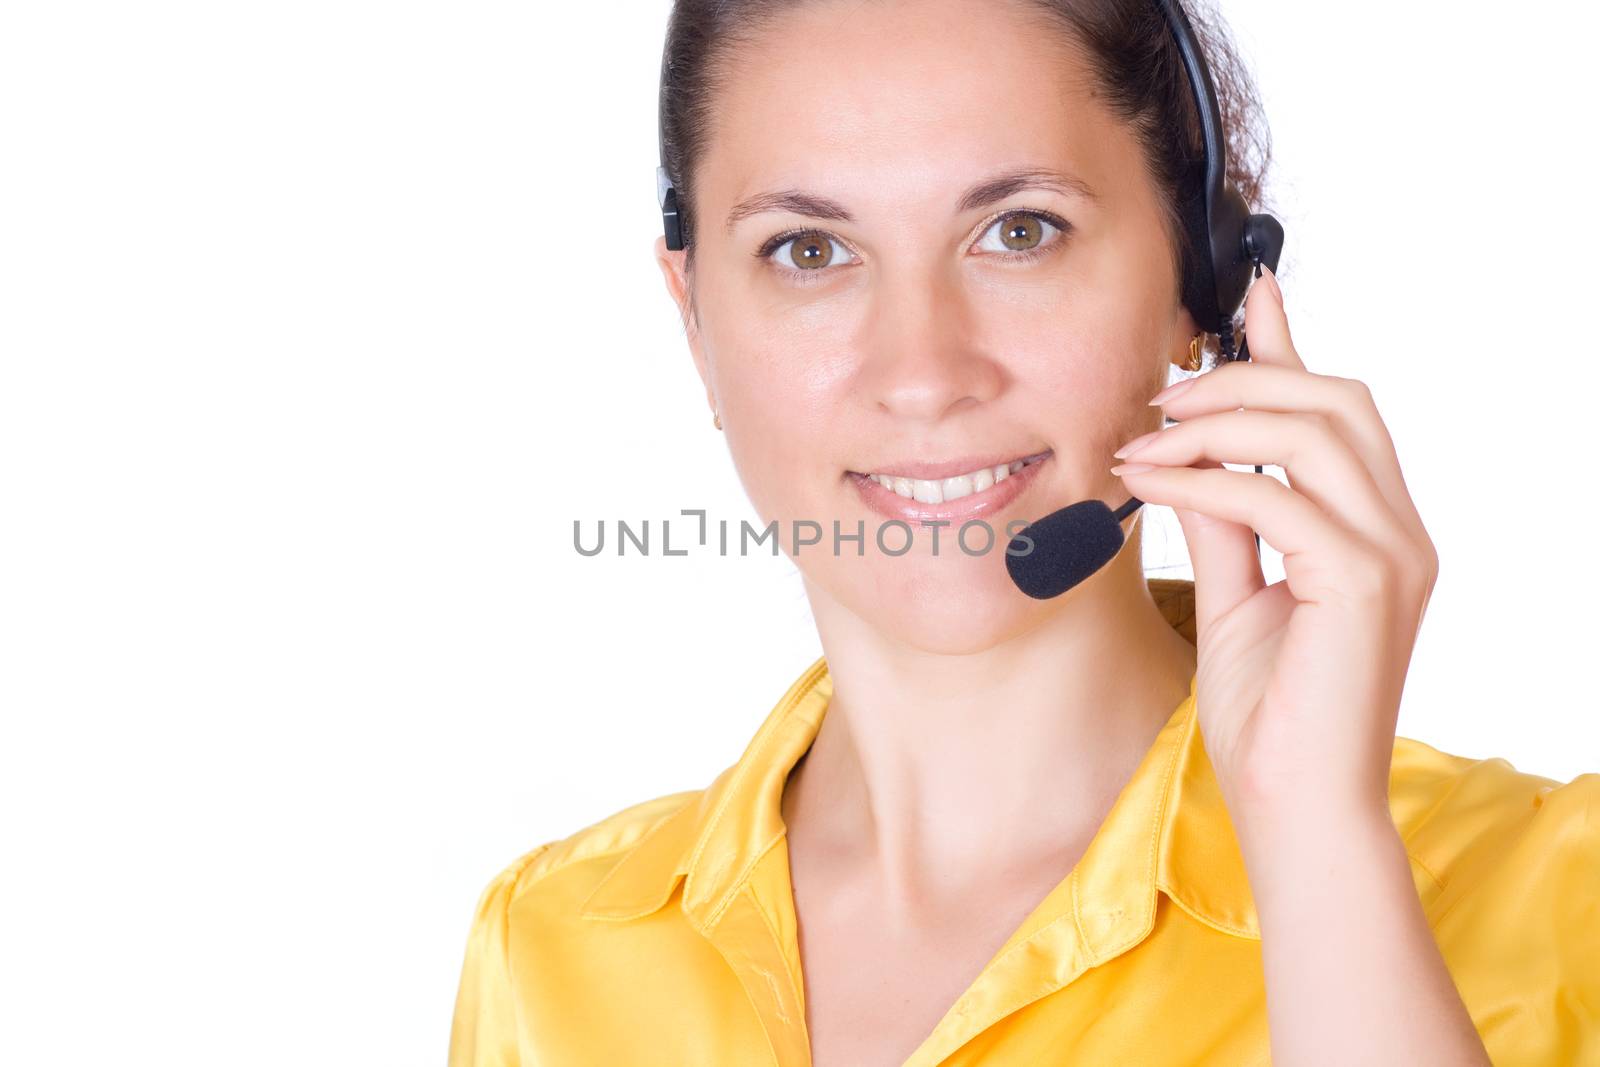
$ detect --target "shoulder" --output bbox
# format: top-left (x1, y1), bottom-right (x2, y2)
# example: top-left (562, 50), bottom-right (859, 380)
top-left (450, 790), bottom-right (709, 1065)
top-left (1386, 737), bottom-right (1599, 1058)
top-left (1387, 734), bottom-right (1598, 899)
top-left (469, 788), bottom-right (703, 918)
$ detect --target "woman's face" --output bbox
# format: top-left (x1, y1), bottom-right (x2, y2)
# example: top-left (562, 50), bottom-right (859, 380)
top-left (657, 0), bottom-right (1199, 654)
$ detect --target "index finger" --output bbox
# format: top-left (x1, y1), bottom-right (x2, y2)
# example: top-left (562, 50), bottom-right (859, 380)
top-left (1238, 265), bottom-right (1303, 371)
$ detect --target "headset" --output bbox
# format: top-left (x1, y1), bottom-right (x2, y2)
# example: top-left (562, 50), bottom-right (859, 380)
top-left (654, 0), bottom-right (1286, 599)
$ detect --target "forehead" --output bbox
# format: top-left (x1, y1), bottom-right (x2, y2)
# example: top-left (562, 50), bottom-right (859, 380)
top-left (697, 0), bottom-right (1148, 228)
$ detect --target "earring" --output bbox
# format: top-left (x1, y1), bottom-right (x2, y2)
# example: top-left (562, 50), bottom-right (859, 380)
top-left (712, 410), bottom-right (722, 431)
top-left (1185, 333), bottom-right (1205, 373)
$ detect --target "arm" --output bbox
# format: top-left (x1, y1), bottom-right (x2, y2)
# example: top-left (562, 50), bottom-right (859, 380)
top-left (1112, 265), bottom-right (1492, 1065)
top-left (1229, 794), bottom-right (1491, 1066)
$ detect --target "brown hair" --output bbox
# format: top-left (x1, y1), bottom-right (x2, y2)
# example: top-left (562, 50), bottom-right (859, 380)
top-left (659, 0), bottom-right (1274, 363)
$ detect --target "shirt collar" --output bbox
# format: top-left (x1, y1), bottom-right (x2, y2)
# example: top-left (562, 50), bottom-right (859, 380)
top-left (579, 577), bottom-right (1261, 947)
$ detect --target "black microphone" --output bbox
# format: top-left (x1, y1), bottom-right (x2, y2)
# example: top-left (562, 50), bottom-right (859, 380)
top-left (1005, 494), bottom-right (1146, 599)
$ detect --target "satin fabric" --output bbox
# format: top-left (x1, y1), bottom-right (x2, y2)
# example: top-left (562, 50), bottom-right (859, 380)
top-left (449, 577), bottom-right (1599, 1066)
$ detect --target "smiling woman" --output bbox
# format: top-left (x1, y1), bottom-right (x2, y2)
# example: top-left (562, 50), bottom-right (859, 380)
top-left (448, 1), bottom-right (1600, 1065)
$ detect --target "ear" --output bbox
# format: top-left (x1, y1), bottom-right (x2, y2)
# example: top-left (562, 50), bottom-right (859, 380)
top-left (653, 235), bottom-right (717, 417)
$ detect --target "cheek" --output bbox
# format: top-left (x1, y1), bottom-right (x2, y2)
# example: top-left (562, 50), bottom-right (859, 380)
top-left (706, 317), bottom-right (856, 520)
top-left (992, 282), bottom-right (1169, 455)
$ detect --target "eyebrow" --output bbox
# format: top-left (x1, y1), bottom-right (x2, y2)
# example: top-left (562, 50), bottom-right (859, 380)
top-left (723, 166), bottom-right (1099, 234)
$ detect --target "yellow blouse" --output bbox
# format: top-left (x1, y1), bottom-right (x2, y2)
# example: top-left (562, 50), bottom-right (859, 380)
top-left (449, 578), bottom-right (1600, 1066)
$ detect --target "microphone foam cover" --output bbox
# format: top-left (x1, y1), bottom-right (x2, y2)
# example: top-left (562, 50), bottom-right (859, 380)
top-left (1005, 499), bottom-right (1127, 600)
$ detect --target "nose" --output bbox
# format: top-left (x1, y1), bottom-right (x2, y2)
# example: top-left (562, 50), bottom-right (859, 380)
top-left (856, 268), bottom-right (1004, 422)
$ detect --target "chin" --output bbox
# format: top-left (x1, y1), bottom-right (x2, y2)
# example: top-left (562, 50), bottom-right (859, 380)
top-left (822, 550), bottom-right (1054, 655)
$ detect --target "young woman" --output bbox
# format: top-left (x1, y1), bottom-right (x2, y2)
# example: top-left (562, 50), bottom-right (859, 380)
top-left (450, 1), bottom-right (1598, 1063)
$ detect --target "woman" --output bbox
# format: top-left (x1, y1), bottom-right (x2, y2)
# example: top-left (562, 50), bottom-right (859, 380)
top-left (450, 0), bottom-right (1598, 1063)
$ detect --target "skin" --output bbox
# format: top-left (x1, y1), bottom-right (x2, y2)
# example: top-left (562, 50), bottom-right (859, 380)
top-left (653, 0), bottom-right (1489, 1064)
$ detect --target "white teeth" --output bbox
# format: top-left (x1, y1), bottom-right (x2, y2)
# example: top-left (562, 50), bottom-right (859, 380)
top-left (864, 453), bottom-right (1048, 500)
top-left (941, 474), bottom-right (975, 501)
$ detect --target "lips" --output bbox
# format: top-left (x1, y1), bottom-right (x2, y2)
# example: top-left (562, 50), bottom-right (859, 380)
top-left (847, 450), bottom-right (1052, 523)
top-left (861, 451), bottom-right (1051, 503)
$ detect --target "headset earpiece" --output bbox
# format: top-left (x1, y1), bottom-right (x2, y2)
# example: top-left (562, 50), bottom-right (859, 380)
top-left (1242, 213), bottom-right (1284, 278)
top-left (657, 47), bottom-right (685, 252)
top-left (657, 164), bottom-right (683, 251)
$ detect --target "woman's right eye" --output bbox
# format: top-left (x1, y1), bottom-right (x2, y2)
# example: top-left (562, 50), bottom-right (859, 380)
top-left (758, 230), bottom-right (855, 280)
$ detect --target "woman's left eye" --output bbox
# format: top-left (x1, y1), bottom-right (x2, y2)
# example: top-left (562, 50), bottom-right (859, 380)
top-left (972, 210), bottom-right (1069, 258)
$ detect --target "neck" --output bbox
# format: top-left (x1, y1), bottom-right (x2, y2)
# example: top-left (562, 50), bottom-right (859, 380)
top-left (783, 522), bottom-right (1197, 920)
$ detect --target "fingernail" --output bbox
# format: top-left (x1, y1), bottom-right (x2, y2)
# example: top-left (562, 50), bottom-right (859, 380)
top-left (1113, 430), bottom-right (1159, 458)
top-left (1261, 264), bottom-right (1282, 302)
top-left (1148, 378), bottom-right (1197, 406)
top-left (1110, 462), bottom-right (1158, 476)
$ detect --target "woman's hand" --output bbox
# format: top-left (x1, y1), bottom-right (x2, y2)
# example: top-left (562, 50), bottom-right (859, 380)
top-left (1108, 266), bottom-right (1440, 827)
top-left (1108, 271), bottom-right (1491, 1067)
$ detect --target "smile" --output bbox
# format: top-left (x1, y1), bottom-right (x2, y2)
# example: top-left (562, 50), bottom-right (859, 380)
top-left (846, 450), bottom-right (1052, 523)
top-left (862, 451), bottom-right (1051, 503)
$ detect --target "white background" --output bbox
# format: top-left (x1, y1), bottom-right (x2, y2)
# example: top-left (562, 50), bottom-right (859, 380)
top-left (3, 1), bottom-right (1596, 1062)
